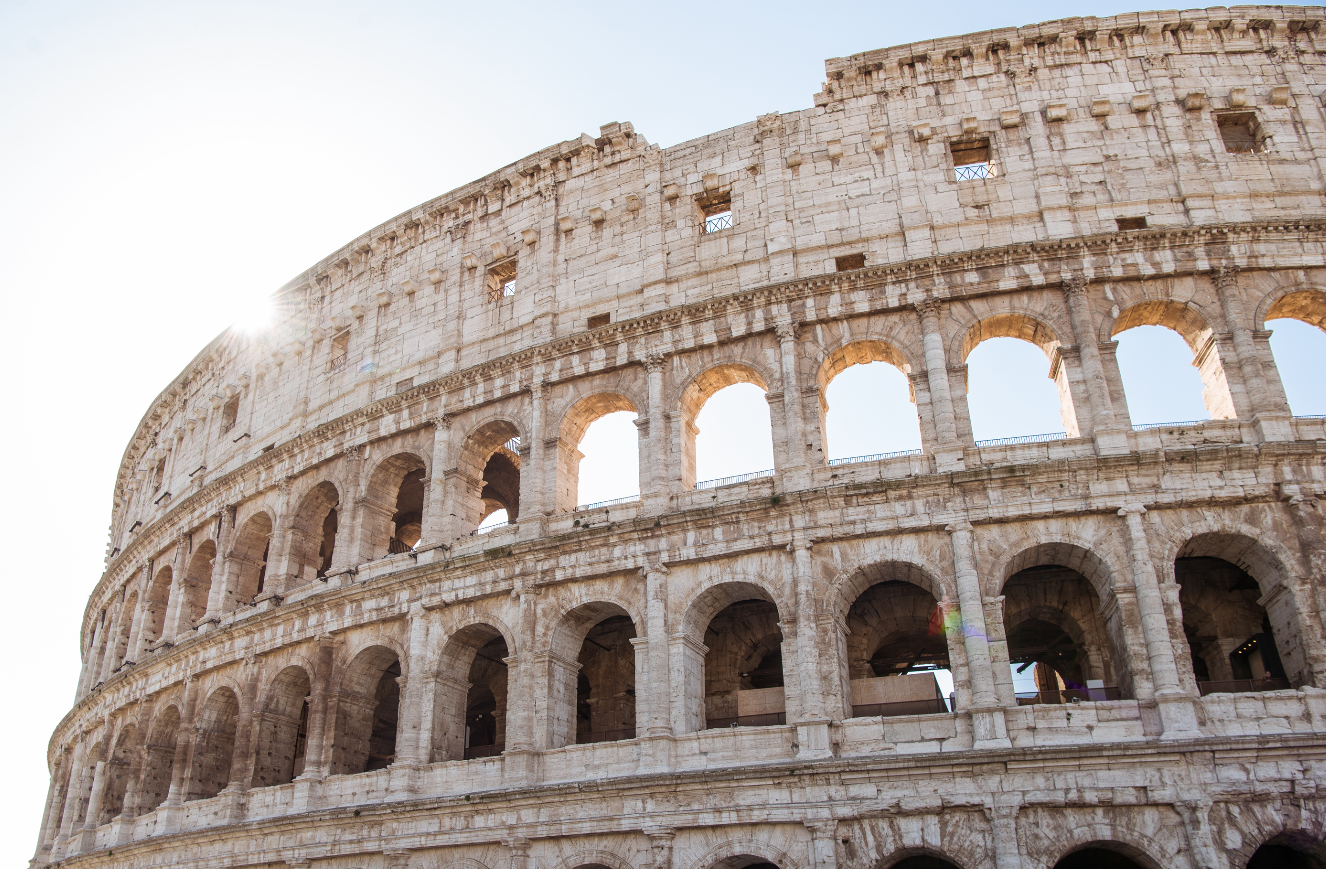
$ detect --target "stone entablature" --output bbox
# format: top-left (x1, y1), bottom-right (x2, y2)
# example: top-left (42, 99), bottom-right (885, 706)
top-left (39, 9), bottom-right (1326, 869)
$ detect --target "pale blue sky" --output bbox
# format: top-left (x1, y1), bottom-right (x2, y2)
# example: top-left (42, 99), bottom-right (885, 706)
top-left (4, 1), bottom-right (1326, 859)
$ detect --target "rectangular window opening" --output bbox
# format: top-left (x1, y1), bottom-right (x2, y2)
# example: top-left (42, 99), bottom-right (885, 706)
top-left (487, 259), bottom-right (518, 301)
top-left (329, 331), bottom-right (350, 372)
top-left (587, 313), bottom-right (611, 329)
top-left (835, 253), bottom-right (867, 272)
top-left (1116, 216), bottom-right (1148, 231)
top-left (220, 396), bottom-right (239, 435)
top-left (1218, 112), bottom-right (1266, 154)
top-left (951, 138), bottom-right (993, 181)
top-left (698, 191), bottom-right (733, 234)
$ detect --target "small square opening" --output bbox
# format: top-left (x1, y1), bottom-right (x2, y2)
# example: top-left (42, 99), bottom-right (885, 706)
top-left (1116, 217), bottom-right (1148, 231)
top-left (951, 138), bottom-right (993, 180)
top-left (1217, 112), bottom-right (1266, 154)
top-left (487, 259), bottom-right (518, 301)
top-left (835, 253), bottom-right (867, 272)
top-left (698, 191), bottom-right (732, 234)
top-left (587, 313), bottom-right (611, 329)
top-left (329, 331), bottom-right (350, 371)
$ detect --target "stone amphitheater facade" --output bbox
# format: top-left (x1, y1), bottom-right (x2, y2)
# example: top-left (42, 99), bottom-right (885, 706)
top-left (35, 7), bottom-right (1326, 869)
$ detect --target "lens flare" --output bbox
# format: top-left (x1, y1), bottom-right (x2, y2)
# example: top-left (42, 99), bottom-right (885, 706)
top-left (231, 293), bottom-right (274, 334)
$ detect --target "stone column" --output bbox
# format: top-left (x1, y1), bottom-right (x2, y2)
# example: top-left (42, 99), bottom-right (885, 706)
top-left (34, 752), bottom-right (67, 861)
top-left (394, 603), bottom-right (433, 766)
top-left (161, 534), bottom-right (191, 645)
top-left (98, 593), bottom-right (126, 684)
top-left (1062, 276), bottom-right (1128, 453)
top-left (158, 677), bottom-right (198, 834)
top-left (203, 508), bottom-right (235, 625)
top-left (518, 384), bottom-right (547, 538)
top-left (643, 353), bottom-right (670, 508)
top-left (645, 828), bottom-right (675, 869)
top-left (420, 415), bottom-right (452, 548)
top-left (1284, 486), bottom-right (1326, 681)
top-left (76, 750), bottom-right (109, 852)
top-left (226, 659), bottom-right (261, 792)
top-left (1174, 797), bottom-right (1221, 869)
top-left (946, 521), bottom-right (1010, 748)
top-left (505, 836), bottom-right (532, 869)
top-left (336, 445), bottom-right (366, 571)
top-left (917, 301), bottom-right (965, 470)
top-left (1117, 505), bottom-right (1200, 738)
top-left (265, 477), bottom-right (296, 593)
top-left (637, 563), bottom-right (673, 773)
top-left (124, 565), bottom-right (152, 663)
top-left (791, 539), bottom-right (832, 758)
top-left (1214, 266), bottom-right (1292, 441)
top-left (297, 635), bottom-right (337, 781)
top-left (805, 820), bottom-right (839, 869)
top-left (775, 322), bottom-right (808, 472)
top-left (503, 588), bottom-right (539, 782)
top-left (985, 795), bottom-right (1024, 869)
top-left (53, 735), bottom-right (89, 855)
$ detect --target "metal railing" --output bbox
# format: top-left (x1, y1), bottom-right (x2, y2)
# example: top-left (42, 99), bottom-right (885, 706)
top-left (1015, 686), bottom-right (1123, 705)
top-left (463, 742), bottom-right (504, 759)
top-left (828, 448), bottom-right (923, 467)
top-left (954, 162), bottom-right (993, 181)
top-left (1295, 414), bottom-right (1326, 420)
top-left (851, 698), bottom-right (953, 718)
top-left (475, 520), bottom-right (509, 534)
top-left (974, 431), bottom-right (1068, 447)
top-left (577, 728), bottom-right (635, 744)
top-left (696, 468), bottom-right (774, 490)
top-left (328, 353), bottom-right (348, 371)
top-left (704, 712), bottom-right (787, 729)
top-left (703, 211), bottom-right (733, 233)
top-left (576, 494), bottom-right (640, 511)
top-left (1198, 678), bottom-right (1292, 696)
top-left (387, 538), bottom-right (413, 555)
top-left (504, 437), bottom-right (522, 452)
top-left (1131, 419), bottom-right (1206, 431)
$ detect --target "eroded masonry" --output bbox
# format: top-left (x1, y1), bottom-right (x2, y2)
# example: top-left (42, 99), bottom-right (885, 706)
top-left (36, 8), bottom-right (1326, 869)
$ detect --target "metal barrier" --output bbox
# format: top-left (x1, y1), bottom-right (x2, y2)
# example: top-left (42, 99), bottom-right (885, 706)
top-left (475, 520), bottom-right (509, 534)
top-left (828, 448), bottom-right (923, 467)
top-left (576, 495), bottom-right (640, 511)
top-left (1014, 686), bottom-right (1122, 705)
top-left (704, 712), bottom-right (787, 729)
top-left (704, 212), bottom-right (733, 233)
top-left (1131, 420), bottom-right (1206, 431)
top-left (954, 162), bottom-right (993, 181)
top-left (463, 743), bottom-right (504, 759)
top-left (577, 728), bottom-right (635, 744)
top-left (696, 468), bottom-right (774, 490)
top-left (974, 431), bottom-right (1068, 447)
top-left (851, 698), bottom-right (952, 718)
top-left (1198, 678), bottom-right (1292, 696)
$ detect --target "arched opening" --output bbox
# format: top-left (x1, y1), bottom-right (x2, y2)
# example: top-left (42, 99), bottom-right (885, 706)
top-left (1002, 555), bottom-right (1123, 704)
top-left (253, 666), bottom-right (311, 787)
top-left (457, 419), bottom-right (522, 533)
top-left (139, 706), bottom-right (179, 811)
top-left (556, 393), bottom-right (640, 511)
top-left (224, 512), bottom-right (272, 610)
top-left (139, 567), bottom-right (172, 648)
top-left (889, 857), bottom-right (962, 869)
top-left (1051, 846), bottom-right (1150, 869)
top-left (843, 565), bottom-right (955, 718)
top-left (330, 646), bottom-right (400, 775)
top-left (691, 585), bottom-right (787, 730)
top-left (112, 592), bottom-right (137, 669)
top-left (681, 364), bottom-right (773, 489)
top-left (817, 341), bottom-right (922, 463)
top-left (1112, 300), bottom-right (1232, 424)
top-left (359, 452), bottom-right (427, 561)
top-left (182, 540), bottom-right (215, 628)
top-left (98, 726), bottom-right (137, 824)
top-left (1247, 834), bottom-right (1326, 869)
top-left (433, 624), bottom-right (511, 761)
top-left (1177, 550), bottom-right (1295, 693)
top-left (708, 857), bottom-right (781, 869)
top-left (289, 482), bottom-right (340, 584)
top-left (187, 687), bottom-right (238, 801)
top-left (965, 337), bottom-right (1073, 442)
top-left (1265, 290), bottom-right (1326, 417)
top-left (547, 602), bottom-right (638, 747)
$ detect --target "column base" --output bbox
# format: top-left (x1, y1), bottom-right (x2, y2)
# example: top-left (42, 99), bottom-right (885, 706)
top-left (291, 773), bottom-right (324, 812)
top-left (1092, 427), bottom-right (1131, 456)
top-left (1155, 694), bottom-right (1203, 740)
top-left (218, 783), bottom-right (247, 824)
top-left (1254, 411), bottom-right (1295, 443)
top-left (636, 734), bottom-right (674, 774)
top-left (935, 446), bottom-right (966, 473)
top-left (502, 748), bottom-right (539, 785)
top-left (794, 719), bottom-right (834, 760)
top-left (388, 762), bottom-right (422, 796)
top-left (110, 814), bottom-right (135, 846)
top-left (155, 803), bottom-right (182, 835)
top-left (969, 706), bottom-right (1012, 750)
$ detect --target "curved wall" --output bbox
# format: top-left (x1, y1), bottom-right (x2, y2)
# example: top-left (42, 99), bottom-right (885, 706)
top-left (37, 8), bottom-right (1326, 869)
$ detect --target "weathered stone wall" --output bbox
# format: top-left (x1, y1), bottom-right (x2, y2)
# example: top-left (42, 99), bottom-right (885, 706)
top-left (36, 7), bottom-right (1326, 869)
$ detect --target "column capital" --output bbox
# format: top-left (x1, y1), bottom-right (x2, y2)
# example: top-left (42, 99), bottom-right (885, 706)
top-left (945, 520), bottom-right (974, 534)
top-left (915, 298), bottom-right (945, 321)
top-left (1062, 273), bottom-right (1089, 296)
top-left (1117, 503), bottom-right (1147, 517)
top-left (774, 321), bottom-right (800, 342)
top-left (643, 352), bottom-right (667, 373)
top-left (1212, 264), bottom-right (1240, 290)
top-left (639, 561), bottom-right (670, 578)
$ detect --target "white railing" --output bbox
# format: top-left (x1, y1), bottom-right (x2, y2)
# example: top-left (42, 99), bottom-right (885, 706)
top-left (828, 448), bottom-right (922, 466)
top-left (974, 431), bottom-right (1068, 447)
top-left (1131, 419), bottom-right (1207, 431)
top-left (576, 495), bottom-right (640, 511)
top-left (696, 468), bottom-right (774, 490)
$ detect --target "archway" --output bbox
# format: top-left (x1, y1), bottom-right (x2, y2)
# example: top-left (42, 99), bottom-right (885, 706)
top-left (961, 314), bottom-right (1077, 442)
top-left (139, 706), bottom-right (179, 811)
top-left (358, 452), bottom-right (427, 561)
top-left (182, 540), bottom-right (215, 628)
top-left (1112, 300), bottom-right (1234, 423)
top-left (433, 623), bottom-right (511, 761)
top-left (816, 340), bottom-right (922, 463)
top-left (288, 482), bottom-right (340, 584)
top-left (112, 591), bottom-right (137, 669)
top-left (681, 364), bottom-right (773, 490)
top-left (224, 512), bottom-right (272, 610)
top-left (889, 858), bottom-right (962, 869)
top-left (1246, 834), bottom-right (1326, 869)
top-left (252, 665), bottom-right (311, 787)
top-left (138, 566), bottom-right (172, 648)
top-left (330, 646), bottom-right (400, 775)
top-left (457, 419), bottom-right (522, 533)
top-left (690, 584), bottom-right (787, 730)
top-left (1265, 289), bottom-right (1326, 417)
top-left (556, 393), bottom-right (640, 511)
top-left (547, 602), bottom-right (638, 747)
top-left (1051, 846), bottom-right (1150, 868)
top-left (98, 725), bottom-right (137, 824)
top-left (187, 687), bottom-right (238, 801)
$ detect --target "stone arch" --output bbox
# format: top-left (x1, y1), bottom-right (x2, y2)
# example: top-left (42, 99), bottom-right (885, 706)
top-left (357, 450), bottom-right (429, 562)
top-left (544, 599), bottom-right (638, 748)
top-left (880, 851), bottom-right (970, 869)
top-left (139, 704), bottom-right (180, 811)
top-left (187, 685), bottom-right (239, 801)
top-left (554, 392), bottom-right (640, 512)
top-left (456, 416), bottom-right (525, 531)
top-left (252, 664), bottom-right (312, 788)
top-left (287, 480), bottom-right (341, 584)
top-left (182, 539), bottom-right (216, 628)
top-left (1257, 285), bottom-right (1326, 332)
top-left (1110, 298), bottom-right (1235, 420)
top-left (1226, 810), bottom-right (1326, 869)
top-left (224, 510), bottom-right (273, 611)
top-left (138, 564), bottom-right (173, 648)
top-left (814, 338), bottom-right (921, 462)
top-left (677, 361), bottom-right (772, 489)
top-left (685, 839), bottom-right (800, 869)
top-left (329, 643), bottom-right (401, 775)
top-left (549, 849), bottom-right (638, 869)
top-left (832, 559), bottom-right (949, 621)
top-left (112, 588), bottom-right (138, 669)
top-left (98, 723), bottom-right (138, 824)
top-left (1042, 835), bottom-right (1165, 869)
top-left (433, 621), bottom-right (515, 762)
top-left (956, 311), bottom-right (1081, 438)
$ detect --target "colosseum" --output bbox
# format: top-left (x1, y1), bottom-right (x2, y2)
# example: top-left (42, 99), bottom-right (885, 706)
top-left (34, 7), bottom-right (1326, 869)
